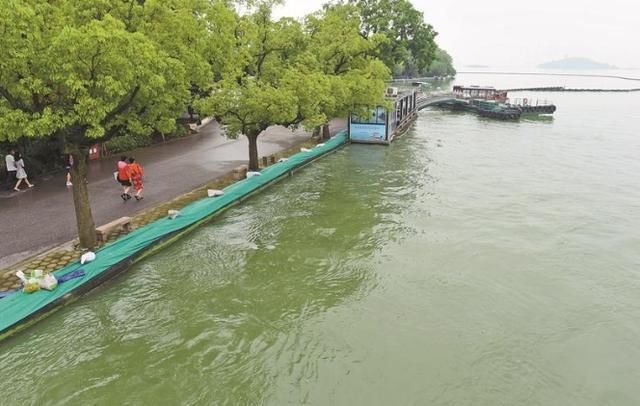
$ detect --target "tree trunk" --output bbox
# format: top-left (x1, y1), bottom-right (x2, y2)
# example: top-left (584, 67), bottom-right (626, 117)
top-left (70, 150), bottom-right (97, 249)
top-left (321, 123), bottom-right (331, 141)
top-left (247, 133), bottom-right (260, 171)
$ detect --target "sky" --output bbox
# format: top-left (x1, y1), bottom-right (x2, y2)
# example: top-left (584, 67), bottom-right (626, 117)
top-left (273, 0), bottom-right (640, 70)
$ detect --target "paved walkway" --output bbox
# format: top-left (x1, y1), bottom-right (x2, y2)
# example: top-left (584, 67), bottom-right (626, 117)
top-left (0, 120), bottom-right (344, 269)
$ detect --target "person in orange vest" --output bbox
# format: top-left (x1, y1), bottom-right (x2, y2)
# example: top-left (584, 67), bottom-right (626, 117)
top-left (128, 157), bottom-right (144, 201)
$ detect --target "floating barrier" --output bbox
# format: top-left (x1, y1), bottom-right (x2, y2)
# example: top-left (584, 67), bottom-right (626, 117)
top-left (505, 86), bottom-right (640, 92)
top-left (0, 131), bottom-right (349, 340)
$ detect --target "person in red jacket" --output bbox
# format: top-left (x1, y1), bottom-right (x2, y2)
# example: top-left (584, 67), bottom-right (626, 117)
top-left (128, 157), bottom-right (144, 201)
top-left (116, 156), bottom-right (132, 201)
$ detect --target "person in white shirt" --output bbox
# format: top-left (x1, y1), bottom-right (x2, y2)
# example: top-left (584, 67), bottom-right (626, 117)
top-left (13, 152), bottom-right (34, 191)
top-left (63, 153), bottom-right (73, 186)
top-left (4, 148), bottom-right (17, 190)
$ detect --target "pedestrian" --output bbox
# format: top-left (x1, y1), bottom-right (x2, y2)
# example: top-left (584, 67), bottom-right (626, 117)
top-left (14, 153), bottom-right (34, 191)
top-left (128, 157), bottom-right (144, 200)
top-left (4, 148), bottom-right (17, 190)
top-left (116, 155), bottom-right (132, 200)
top-left (63, 153), bottom-right (73, 187)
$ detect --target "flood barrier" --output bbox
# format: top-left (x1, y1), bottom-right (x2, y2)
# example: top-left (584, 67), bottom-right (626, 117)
top-left (0, 131), bottom-right (349, 340)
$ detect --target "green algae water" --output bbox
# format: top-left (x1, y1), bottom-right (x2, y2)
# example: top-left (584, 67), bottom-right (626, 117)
top-left (2, 74), bottom-right (640, 405)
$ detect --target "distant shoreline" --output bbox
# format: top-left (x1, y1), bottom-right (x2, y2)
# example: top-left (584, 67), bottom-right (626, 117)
top-left (457, 71), bottom-right (640, 82)
top-left (537, 57), bottom-right (617, 70)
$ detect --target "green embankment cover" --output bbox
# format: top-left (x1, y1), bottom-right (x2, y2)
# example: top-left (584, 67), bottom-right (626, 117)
top-left (0, 132), bottom-right (348, 335)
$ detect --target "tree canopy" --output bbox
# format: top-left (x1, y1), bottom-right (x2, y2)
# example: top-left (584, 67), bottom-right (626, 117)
top-left (424, 47), bottom-right (456, 77)
top-left (0, 0), bottom-right (227, 146)
top-left (305, 4), bottom-right (390, 119)
top-left (344, 0), bottom-right (440, 77)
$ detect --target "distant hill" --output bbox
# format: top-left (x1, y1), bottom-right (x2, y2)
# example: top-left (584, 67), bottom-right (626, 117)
top-left (538, 57), bottom-right (617, 70)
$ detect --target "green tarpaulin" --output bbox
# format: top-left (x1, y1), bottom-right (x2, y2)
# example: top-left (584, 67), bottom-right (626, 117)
top-left (0, 132), bottom-right (348, 338)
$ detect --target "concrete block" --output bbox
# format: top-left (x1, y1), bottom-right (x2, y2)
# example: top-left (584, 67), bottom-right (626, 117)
top-left (233, 164), bottom-right (248, 180)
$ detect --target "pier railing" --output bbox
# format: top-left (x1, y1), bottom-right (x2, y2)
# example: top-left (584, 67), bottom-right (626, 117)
top-left (508, 98), bottom-right (553, 107)
top-left (414, 92), bottom-right (556, 111)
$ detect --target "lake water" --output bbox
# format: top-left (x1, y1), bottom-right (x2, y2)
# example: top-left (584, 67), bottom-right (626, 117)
top-left (1, 73), bottom-right (639, 405)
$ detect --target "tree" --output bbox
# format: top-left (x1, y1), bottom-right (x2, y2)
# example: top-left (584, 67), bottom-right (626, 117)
top-left (199, 2), bottom-right (390, 165)
top-left (0, 0), bottom-right (235, 248)
top-left (305, 4), bottom-right (390, 138)
top-left (424, 47), bottom-right (456, 77)
top-left (346, 0), bottom-right (438, 76)
top-left (197, 2), bottom-right (310, 171)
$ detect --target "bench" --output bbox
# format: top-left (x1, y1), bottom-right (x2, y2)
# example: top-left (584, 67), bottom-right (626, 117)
top-left (96, 216), bottom-right (132, 243)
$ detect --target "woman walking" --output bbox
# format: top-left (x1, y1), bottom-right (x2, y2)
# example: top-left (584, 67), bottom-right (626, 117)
top-left (128, 157), bottom-right (144, 200)
top-left (63, 153), bottom-right (73, 187)
top-left (116, 155), bottom-right (132, 200)
top-left (14, 153), bottom-right (34, 191)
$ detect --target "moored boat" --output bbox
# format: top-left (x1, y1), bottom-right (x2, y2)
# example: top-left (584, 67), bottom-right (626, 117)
top-left (472, 100), bottom-right (521, 120)
top-left (506, 97), bottom-right (556, 115)
top-left (436, 85), bottom-right (557, 120)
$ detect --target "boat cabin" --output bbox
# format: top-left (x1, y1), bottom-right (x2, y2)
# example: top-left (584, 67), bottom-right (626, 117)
top-left (453, 85), bottom-right (507, 102)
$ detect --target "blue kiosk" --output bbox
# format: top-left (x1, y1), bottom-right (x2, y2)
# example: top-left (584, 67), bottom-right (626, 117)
top-left (349, 89), bottom-right (418, 145)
